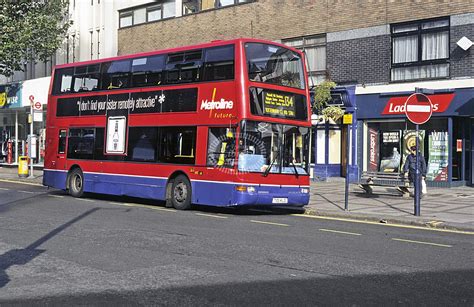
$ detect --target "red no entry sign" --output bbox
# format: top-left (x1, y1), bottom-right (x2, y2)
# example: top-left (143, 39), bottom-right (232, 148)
top-left (404, 93), bottom-right (433, 125)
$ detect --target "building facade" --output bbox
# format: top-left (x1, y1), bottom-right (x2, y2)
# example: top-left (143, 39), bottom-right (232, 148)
top-left (117, 0), bottom-right (474, 187)
top-left (0, 0), bottom-right (143, 165)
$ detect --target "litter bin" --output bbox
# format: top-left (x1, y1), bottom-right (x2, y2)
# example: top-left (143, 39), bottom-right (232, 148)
top-left (18, 156), bottom-right (29, 178)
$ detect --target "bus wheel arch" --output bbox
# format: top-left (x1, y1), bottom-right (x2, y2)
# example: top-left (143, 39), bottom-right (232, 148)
top-left (166, 171), bottom-right (192, 210)
top-left (67, 165), bottom-right (84, 198)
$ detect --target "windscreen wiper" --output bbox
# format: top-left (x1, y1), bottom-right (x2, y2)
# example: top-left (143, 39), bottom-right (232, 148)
top-left (290, 158), bottom-right (299, 178)
top-left (263, 151), bottom-right (279, 177)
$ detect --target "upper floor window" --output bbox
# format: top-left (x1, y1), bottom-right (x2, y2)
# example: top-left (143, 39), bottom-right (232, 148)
top-left (183, 0), bottom-right (251, 15)
top-left (119, 12), bottom-right (133, 28)
top-left (119, 1), bottom-right (175, 28)
top-left (391, 18), bottom-right (450, 82)
top-left (283, 35), bottom-right (326, 86)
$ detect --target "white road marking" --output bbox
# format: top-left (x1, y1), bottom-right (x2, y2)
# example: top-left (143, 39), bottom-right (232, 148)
top-left (19, 190), bottom-right (36, 194)
top-left (392, 238), bottom-right (452, 248)
top-left (48, 195), bottom-right (64, 198)
top-left (319, 228), bottom-right (362, 236)
top-left (291, 214), bottom-right (474, 235)
top-left (195, 213), bottom-right (228, 219)
top-left (250, 220), bottom-right (289, 227)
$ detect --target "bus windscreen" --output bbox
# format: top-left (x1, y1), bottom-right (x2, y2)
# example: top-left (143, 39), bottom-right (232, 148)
top-left (245, 43), bottom-right (305, 90)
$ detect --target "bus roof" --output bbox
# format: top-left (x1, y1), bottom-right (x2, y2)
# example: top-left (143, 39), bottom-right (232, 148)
top-left (54, 38), bottom-right (303, 70)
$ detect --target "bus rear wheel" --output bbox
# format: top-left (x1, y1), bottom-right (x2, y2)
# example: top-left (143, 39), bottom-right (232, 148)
top-left (171, 175), bottom-right (192, 210)
top-left (69, 168), bottom-right (84, 198)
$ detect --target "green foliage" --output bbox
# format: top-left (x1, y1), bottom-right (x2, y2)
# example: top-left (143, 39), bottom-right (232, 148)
top-left (312, 80), bottom-right (336, 111)
top-left (0, 0), bottom-right (71, 77)
top-left (321, 106), bottom-right (345, 122)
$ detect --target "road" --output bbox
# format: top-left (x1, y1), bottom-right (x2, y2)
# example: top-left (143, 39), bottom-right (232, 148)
top-left (0, 180), bottom-right (473, 306)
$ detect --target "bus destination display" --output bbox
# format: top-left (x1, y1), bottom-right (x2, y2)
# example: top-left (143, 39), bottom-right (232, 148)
top-left (263, 92), bottom-right (295, 118)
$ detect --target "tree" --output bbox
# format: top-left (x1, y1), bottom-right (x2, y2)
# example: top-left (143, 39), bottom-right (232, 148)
top-left (0, 0), bottom-right (70, 77)
top-left (313, 80), bottom-right (344, 122)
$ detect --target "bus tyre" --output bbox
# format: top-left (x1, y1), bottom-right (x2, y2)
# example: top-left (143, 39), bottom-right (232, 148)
top-left (69, 168), bottom-right (84, 198)
top-left (171, 175), bottom-right (192, 210)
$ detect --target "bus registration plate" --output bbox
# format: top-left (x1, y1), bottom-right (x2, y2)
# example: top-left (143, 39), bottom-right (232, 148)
top-left (272, 198), bottom-right (288, 204)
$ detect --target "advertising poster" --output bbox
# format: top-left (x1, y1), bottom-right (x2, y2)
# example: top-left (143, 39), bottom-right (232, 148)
top-left (368, 128), bottom-right (379, 172)
top-left (402, 130), bottom-right (425, 169)
top-left (426, 131), bottom-right (449, 181)
top-left (106, 116), bottom-right (127, 154)
top-left (379, 131), bottom-right (401, 172)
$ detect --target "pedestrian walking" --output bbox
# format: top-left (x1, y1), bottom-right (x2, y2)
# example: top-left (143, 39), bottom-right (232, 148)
top-left (402, 145), bottom-right (427, 196)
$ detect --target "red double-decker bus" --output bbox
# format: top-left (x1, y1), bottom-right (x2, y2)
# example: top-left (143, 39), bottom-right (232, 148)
top-left (43, 38), bottom-right (311, 210)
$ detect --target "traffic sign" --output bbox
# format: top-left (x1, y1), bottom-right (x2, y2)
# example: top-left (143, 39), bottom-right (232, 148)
top-left (404, 93), bottom-right (433, 125)
top-left (34, 101), bottom-right (43, 111)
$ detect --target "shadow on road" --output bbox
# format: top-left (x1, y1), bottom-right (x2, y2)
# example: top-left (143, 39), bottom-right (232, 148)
top-left (0, 208), bottom-right (100, 288)
top-left (1, 269), bottom-right (472, 305)
top-left (65, 191), bottom-right (305, 216)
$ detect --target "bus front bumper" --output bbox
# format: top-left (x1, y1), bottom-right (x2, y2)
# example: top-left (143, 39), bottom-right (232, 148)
top-left (232, 184), bottom-right (310, 207)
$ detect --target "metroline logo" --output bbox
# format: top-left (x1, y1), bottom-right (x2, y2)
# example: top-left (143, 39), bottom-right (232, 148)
top-left (200, 98), bottom-right (234, 110)
top-left (381, 93), bottom-right (455, 115)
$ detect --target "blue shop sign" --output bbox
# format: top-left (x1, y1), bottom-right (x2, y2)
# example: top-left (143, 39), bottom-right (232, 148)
top-left (357, 87), bottom-right (474, 119)
top-left (0, 83), bottom-right (22, 109)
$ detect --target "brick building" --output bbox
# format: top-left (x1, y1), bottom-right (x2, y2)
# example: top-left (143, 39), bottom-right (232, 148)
top-left (117, 0), bottom-right (473, 186)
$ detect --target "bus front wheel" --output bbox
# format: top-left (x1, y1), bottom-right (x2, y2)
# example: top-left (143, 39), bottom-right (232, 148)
top-left (69, 168), bottom-right (84, 198)
top-left (171, 175), bottom-right (192, 210)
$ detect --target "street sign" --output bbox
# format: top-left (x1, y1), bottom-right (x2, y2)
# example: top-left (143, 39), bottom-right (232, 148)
top-left (343, 113), bottom-right (353, 125)
top-left (404, 93), bottom-right (433, 125)
top-left (34, 101), bottom-right (42, 111)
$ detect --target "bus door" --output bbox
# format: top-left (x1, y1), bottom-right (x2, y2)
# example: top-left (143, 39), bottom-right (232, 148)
top-left (56, 128), bottom-right (68, 170)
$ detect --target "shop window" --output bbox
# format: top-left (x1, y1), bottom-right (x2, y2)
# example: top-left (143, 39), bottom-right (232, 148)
top-left (203, 45), bottom-right (234, 81)
top-left (365, 119), bottom-right (449, 181)
top-left (157, 127), bottom-right (196, 164)
top-left (207, 127), bottom-right (236, 168)
top-left (58, 130), bottom-right (67, 154)
top-left (391, 18), bottom-right (449, 81)
top-left (283, 35), bottom-right (326, 86)
top-left (328, 129), bottom-right (341, 164)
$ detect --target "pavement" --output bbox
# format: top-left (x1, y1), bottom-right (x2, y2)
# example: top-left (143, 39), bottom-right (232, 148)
top-left (0, 165), bottom-right (473, 231)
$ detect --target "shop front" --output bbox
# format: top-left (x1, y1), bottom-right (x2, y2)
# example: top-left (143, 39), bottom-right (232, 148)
top-left (357, 86), bottom-right (474, 187)
top-left (0, 77), bottom-right (49, 166)
top-left (312, 86), bottom-right (359, 182)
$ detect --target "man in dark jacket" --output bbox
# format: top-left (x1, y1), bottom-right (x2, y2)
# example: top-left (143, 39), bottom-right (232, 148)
top-left (403, 145), bottom-right (427, 185)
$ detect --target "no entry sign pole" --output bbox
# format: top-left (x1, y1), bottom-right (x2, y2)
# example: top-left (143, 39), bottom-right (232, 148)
top-left (415, 124), bottom-right (420, 216)
top-left (405, 92), bottom-right (433, 217)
